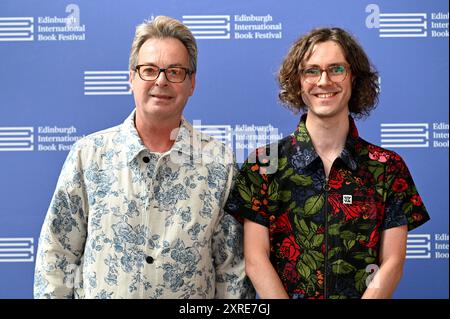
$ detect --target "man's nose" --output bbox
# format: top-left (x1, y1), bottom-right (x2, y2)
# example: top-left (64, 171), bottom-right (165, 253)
top-left (155, 70), bottom-right (169, 86)
top-left (317, 70), bottom-right (333, 86)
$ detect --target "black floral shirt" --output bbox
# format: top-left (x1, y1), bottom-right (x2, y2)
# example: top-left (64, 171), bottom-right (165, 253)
top-left (225, 114), bottom-right (430, 299)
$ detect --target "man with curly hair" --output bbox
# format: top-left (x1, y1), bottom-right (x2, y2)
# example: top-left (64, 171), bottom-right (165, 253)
top-left (225, 27), bottom-right (430, 299)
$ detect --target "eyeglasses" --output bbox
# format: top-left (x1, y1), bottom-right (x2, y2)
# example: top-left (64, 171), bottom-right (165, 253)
top-left (300, 64), bottom-right (350, 84)
top-left (134, 65), bottom-right (193, 83)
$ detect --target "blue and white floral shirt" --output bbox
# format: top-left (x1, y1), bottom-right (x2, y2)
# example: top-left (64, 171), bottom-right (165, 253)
top-left (34, 110), bottom-right (254, 299)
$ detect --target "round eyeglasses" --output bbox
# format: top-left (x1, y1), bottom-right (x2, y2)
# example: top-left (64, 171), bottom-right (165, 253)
top-left (135, 65), bottom-right (193, 83)
top-left (300, 64), bottom-right (350, 84)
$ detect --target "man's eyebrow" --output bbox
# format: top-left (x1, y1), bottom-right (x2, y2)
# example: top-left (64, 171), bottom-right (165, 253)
top-left (136, 62), bottom-right (185, 67)
top-left (303, 62), bottom-right (347, 68)
top-left (167, 63), bottom-right (185, 68)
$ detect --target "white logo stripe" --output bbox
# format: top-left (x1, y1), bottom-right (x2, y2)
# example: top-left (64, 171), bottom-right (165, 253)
top-left (381, 123), bottom-right (428, 126)
top-left (0, 17), bottom-right (33, 41)
top-left (84, 76), bottom-right (128, 80)
top-left (380, 33), bottom-right (427, 38)
top-left (84, 91), bottom-right (131, 95)
top-left (0, 238), bottom-right (34, 263)
top-left (406, 234), bottom-right (431, 259)
top-left (380, 18), bottom-right (424, 22)
top-left (379, 13), bottom-right (427, 17)
top-left (84, 81), bottom-right (130, 85)
top-left (191, 30), bottom-right (229, 35)
top-left (84, 70), bottom-right (131, 95)
top-left (85, 86), bottom-right (129, 91)
top-left (84, 71), bottom-right (129, 75)
top-left (182, 15), bottom-right (230, 19)
top-left (0, 127), bottom-right (34, 151)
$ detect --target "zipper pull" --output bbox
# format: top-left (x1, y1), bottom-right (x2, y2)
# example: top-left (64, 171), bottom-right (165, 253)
top-left (323, 177), bottom-right (330, 191)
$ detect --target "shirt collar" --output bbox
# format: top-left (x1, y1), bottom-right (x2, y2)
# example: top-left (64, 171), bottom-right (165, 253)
top-left (122, 110), bottom-right (147, 163)
top-left (291, 113), bottom-right (359, 170)
top-left (122, 109), bottom-right (206, 163)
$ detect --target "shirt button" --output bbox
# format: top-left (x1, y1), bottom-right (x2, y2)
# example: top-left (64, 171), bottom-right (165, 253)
top-left (146, 256), bottom-right (154, 264)
top-left (143, 156), bottom-right (150, 163)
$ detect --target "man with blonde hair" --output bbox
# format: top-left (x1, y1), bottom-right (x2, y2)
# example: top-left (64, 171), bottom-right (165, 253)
top-left (35, 16), bottom-right (254, 299)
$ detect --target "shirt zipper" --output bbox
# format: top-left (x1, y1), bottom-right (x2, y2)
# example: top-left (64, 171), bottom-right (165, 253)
top-left (323, 176), bottom-right (330, 299)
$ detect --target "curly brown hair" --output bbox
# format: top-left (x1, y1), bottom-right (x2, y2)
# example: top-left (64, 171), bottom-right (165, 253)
top-left (278, 27), bottom-right (379, 119)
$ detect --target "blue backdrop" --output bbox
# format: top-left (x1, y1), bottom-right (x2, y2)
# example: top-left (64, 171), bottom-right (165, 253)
top-left (0, 0), bottom-right (448, 298)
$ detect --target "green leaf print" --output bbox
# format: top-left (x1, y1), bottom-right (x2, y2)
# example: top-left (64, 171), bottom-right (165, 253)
top-left (352, 252), bottom-right (369, 260)
top-left (402, 202), bottom-right (413, 213)
top-left (340, 230), bottom-right (356, 241)
top-left (301, 252), bottom-right (317, 270)
top-left (247, 171), bottom-right (263, 188)
top-left (290, 174), bottom-right (313, 186)
top-left (296, 217), bottom-right (309, 236)
top-left (328, 223), bottom-right (342, 236)
top-left (281, 167), bottom-right (294, 180)
top-left (329, 295), bottom-right (347, 299)
top-left (297, 260), bottom-right (311, 279)
top-left (343, 239), bottom-right (356, 250)
top-left (237, 184), bottom-right (251, 203)
top-left (331, 259), bottom-right (356, 275)
top-left (268, 179), bottom-right (279, 200)
top-left (303, 194), bottom-right (325, 216)
top-left (309, 250), bottom-right (324, 264)
top-left (279, 190), bottom-right (292, 202)
top-left (278, 157), bottom-right (288, 171)
top-left (327, 247), bottom-right (341, 260)
top-left (312, 234), bottom-right (324, 248)
top-left (355, 269), bottom-right (369, 292)
top-left (367, 162), bottom-right (384, 184)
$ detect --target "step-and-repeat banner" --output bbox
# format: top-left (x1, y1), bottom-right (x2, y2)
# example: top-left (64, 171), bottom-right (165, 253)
top-left (0, 0), bottom-right (448, 298)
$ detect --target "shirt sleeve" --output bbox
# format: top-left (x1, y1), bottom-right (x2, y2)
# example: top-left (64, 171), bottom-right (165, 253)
top-left (212, 162), bottom-right (256, 299)
top-left (381, 153), bottom-right (430, 231)
top-left (34, 142), bottom-right (88, 299)
top-left (224, 154), bottom-right (272, 228)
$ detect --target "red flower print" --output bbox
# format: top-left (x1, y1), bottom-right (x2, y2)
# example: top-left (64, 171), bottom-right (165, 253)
top-left (291, 136), bottom-right (297, 145)
top-left (387, 161), bottom-right (405, 174)
top-left (360, 199), bottom-right (381, 221)
top-left (328, 170), bottom-right (344, 189)
top-left (260, 183), bottom-right (268, 194)
top-left (410, 194), bottom-right (423, 206)
top-left (250, 164), bottom-right (259, 172)
top-left (392, 178), bottom-right (408, 193)
top-left (284, 261), bottom-right (300, 282)
top-left (251, 197), bottom-right (261, 211)
top-left (359, 228), bottom-right (380, 248)
top-left (368, 145), bottom-right (390, 163)
top-left (279, 235), bottom-right (300, 261)
top-left (272, 210), bottom-right (292, 234)
top-left (316, 270), bottom-right (324, 287)
top-left (412, 212), bottom-right (424, 222)
top-left (328, 193), bottom-right (362, 220)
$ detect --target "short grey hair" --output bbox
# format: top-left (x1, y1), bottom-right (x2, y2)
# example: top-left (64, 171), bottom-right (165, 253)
top-left (129, 15), bottom-right (197, 73)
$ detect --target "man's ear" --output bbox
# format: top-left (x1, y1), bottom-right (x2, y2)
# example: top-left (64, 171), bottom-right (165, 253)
top-left (189, 73), bottom-right (196, 96)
